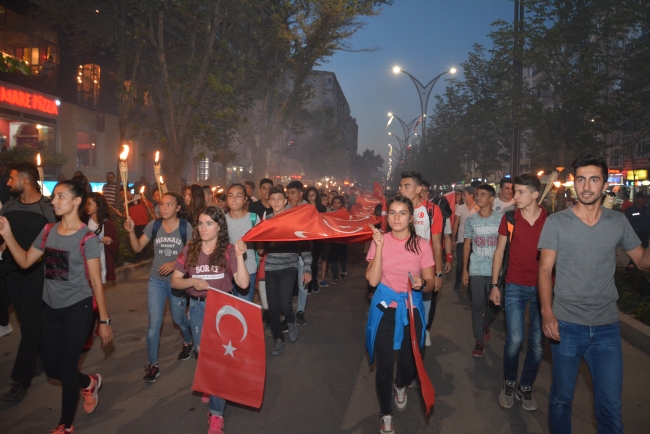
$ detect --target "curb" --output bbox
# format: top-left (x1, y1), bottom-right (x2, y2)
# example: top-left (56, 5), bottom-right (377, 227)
top-left (114, 259), bottom-right (152, 282)
top-left (619, 311), bottom-right (650, 356)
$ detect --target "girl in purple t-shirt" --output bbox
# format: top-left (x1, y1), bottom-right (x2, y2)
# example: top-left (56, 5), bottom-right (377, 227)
top-left (171, 206), bottom-right (248, 434)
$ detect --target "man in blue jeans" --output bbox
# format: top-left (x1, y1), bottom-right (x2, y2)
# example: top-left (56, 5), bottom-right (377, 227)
top-left (538, 155), bottom-right (650, 434)
top-left (489, 173), bottom-right (547, 411)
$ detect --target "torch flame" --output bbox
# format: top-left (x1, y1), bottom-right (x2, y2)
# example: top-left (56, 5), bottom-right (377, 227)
top-left (140, 186), bottom-right (145, 194)
top-left (155, 151), bottom-right (159, 163)
top-left (159, 176), bottom-right (164, 184)
top-left (37, 153), bottom-right (41, 166)
top-left (212, 187), bottom-right (216, 192)
top-left (120, 145), bottom-right (130, 160)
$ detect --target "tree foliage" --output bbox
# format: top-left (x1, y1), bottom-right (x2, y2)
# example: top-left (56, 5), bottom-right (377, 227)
top-left (352, 148), bottom-right (384, 189)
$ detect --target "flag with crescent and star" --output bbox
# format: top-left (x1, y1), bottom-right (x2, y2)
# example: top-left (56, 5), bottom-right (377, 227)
top-left (407, 277), bottom-right (435, 414)
top-left (192, 288), bottom-right (266, 409)
top-left (242, 204), bottom-right (378, 243)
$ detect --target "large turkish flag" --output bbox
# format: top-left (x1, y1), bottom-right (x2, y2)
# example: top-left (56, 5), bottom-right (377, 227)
top-left (242, 204), bottom-right (377, 243)
top-left (192, 289), bottom-right (266, 409)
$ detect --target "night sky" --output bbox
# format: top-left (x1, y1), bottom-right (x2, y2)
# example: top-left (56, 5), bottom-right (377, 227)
top-left (321, 0), bottom-right (515, 172)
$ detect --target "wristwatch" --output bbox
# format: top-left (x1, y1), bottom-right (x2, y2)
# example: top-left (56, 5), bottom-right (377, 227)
top-left (98, 318), bottom-right (111, 325)
top-left (489, 283), bottom-right (499, 289)
top-left (435, 273), bottom-right (443, 278)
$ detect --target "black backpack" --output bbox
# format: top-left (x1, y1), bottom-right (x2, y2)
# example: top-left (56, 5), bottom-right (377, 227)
top-left (498, 210), bottom-right (516, 288)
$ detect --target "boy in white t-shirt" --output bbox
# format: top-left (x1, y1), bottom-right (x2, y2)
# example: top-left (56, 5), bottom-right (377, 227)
top-left (452, 187), bottom-right (479, 290)
top-left (493, 177), bottom-right (515, 213)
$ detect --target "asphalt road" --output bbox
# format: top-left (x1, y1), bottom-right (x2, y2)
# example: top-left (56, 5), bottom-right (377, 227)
top-left (1, 244), bottom-right (649, 433)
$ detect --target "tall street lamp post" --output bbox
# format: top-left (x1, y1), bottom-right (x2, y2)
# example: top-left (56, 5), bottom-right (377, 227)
top-left (393, 66), bottom-right (457, 145)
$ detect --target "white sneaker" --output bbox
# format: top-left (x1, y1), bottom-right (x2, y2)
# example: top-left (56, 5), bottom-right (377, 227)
top-left (394, 384), bottom-right (407, 411)
top-left (0, 323), bottom-right (12, 338)
top-left (379, 415), bottom-right (394, 434)
top-left (425, 330), bottom-right (431, 347)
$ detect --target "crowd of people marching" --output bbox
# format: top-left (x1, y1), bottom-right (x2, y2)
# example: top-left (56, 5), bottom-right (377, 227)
top-left (0, 153), bottom-right (649, 434)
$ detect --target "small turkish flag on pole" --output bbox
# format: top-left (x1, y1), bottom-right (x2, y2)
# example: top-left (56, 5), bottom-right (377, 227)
top-left (192, 288), bottom-right (266, 408)
top-left (408, 279), bottom-right (435, 414)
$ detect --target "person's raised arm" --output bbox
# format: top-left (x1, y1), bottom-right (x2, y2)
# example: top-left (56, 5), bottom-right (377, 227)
top-left (489, 234), bottom-right (508, 305)
top-left (366, 226), bottom-right (383, 287)
top-left (538, 248), bottom-right (559, 340)
top-left (124, 217), bottom-right (150, 253)
top-left (233, 240), bottom-right (250, 289)
top-left (0, 216), bottom-right (44, 268)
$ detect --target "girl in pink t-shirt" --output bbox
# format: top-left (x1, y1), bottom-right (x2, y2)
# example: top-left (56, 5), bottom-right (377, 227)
top-left (365, 196), bottom-right (435, 434)
top-left (170, 206), bottom-right (248, 434)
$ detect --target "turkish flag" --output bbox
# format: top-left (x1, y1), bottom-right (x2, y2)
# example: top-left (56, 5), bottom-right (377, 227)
top-left (242, 204), bottom-right (377, 243)
top-left (444, 190), bottom-right (456, 229)
top-left (192, 288), bottom-right (266, 409)
top-left (407, 279), bottom-right (435, 414)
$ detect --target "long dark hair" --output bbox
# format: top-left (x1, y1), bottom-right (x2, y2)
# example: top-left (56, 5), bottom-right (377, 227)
top-left (387, 195), bottom-right (420, 254)
top-left (84, 192), bottom-right (111, 232)
top-left (303, 186), bottom-right (320, 205)
top-left (188, 183), bottom-right (206, 225)
top-left (163, 192), bottom-right (188, 220)
top-left (185, 206), bottom-right (230, 271)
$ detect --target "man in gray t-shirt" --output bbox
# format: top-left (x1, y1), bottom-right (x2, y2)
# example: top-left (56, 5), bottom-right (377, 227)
top-left (538, 156), bottom-right (650, 434)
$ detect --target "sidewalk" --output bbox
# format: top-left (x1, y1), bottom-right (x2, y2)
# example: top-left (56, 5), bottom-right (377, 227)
top-left (1, 244), bottom-right (649, 433)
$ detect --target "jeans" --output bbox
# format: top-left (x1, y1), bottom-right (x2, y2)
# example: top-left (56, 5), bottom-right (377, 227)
top-left (234, 272), bottom-right (257, 302)
top-left (503, 283), bottom-right (543, 386)
top-left (4, 266), bottom-right (45, 388)
top-left (309, 242), bottom-right (324, 291)
top-left (549, 321), bottom-right (623, 434)
top-left (146, 277), bottom-right (193, 365)
top-left (183, 297), bottom-right (227, 416)
top-left (469, 275), bottom-right (500, 342)
top-left (374, 308), bottom-right (423, 415)
top-left (297, 257), bottom-right (308, 312)
top-left (41, 297), bottom-right (94, 428)
top-left (266, 268), bottom-right (297, 340)
top-left (455, 242), bottom-right (464, 285)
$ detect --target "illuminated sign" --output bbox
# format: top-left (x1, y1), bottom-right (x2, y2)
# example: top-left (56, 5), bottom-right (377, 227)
top-left (0, 85), bottom-right (59, 116)
top-left (626, 170), bottom-right (648, 181)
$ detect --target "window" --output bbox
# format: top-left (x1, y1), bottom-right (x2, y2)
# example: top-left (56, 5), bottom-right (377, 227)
top-left (77, 64), bottom-right (101, 107)
top-left (76, 132), bottom-right (97, 168)
top-left (638, 138), bottom-right (650, 158)
top-left (197, 157), bottom-right (210, 181)
top-left (610, 148), bottom-right (622, 167)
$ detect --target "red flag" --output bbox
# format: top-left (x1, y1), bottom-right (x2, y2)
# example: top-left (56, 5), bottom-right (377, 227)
top-left (407, 280), bottom-right (435, 414)
top-left (444, 190), bottom-right (456, 229)
top-left (192, 289), bottom-right (266, 409)
top-left (242, 204), bottom-right (377, 243)
top-left (373, 182), bottom-right (387, 232)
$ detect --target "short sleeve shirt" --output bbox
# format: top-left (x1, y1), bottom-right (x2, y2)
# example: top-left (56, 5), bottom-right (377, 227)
top-left (493, 197), bottom-right (515, 213)
top-left (32, 223), bottom-right (100, 309)
top-left (464, 211), bottom-right (503, 276)
top-left (455, 203), bottom-right (478, 243)
top-left (413, 203), bottom-right (442, 241)
top-left (225, 213), bottom-right (259, 274)
top-left (174, 244), bottom-right (237, 297)
top-left (144, 219), bottom-right (194, 281)
top-left (498, 208), bottom-right (547, 286)
top-left (366, 233), bottom-right (435, 293)
top-left (538, 207), bottom-right (641, 326)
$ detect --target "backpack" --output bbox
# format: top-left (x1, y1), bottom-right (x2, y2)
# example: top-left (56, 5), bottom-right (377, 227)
top-left (498, 210), bottom-right (516, 287)
top-left (425, 201), bottom-right (438, 248)
top-left (40, 223), bottom-right (96, 286)
top-left (151, 218), bottom-right (189, 245)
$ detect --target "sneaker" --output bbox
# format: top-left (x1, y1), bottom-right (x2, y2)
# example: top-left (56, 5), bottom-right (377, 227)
top-left (202, 393), bottom-right (209, 404)
top-left (281, 319), bottom-right (288, 333)
top-left (499, 380), bottom-right (517, 408)
top-left (425, 330), bottom-right (432, 347)
top-left (471, 342), bottom-right (484, 358)
top-left (318, 280), bottom-right (329, 288)
top-left (178, 341), bottom-right (194, 360)
top-left (331, 278), bottom-right (339, 285)
top-left (0, 323), bottom-right (12, 338)
top-left (483, 326), bottom-right (491, 342)
top-left (143, 364), bottom-right (160, 383)
top-left (33, 356), bottom-right (44, 378)
top-left (394, 384), bottom-right (407, 411)
top-left (288, 322), bottom-right (299, 342)
top-left (379, 414), bottom-right (394, 434)
top-left (81, 374), bottom-right (102, 413)
top-left (296, 311), bottom-right (306, 326)
top-left (313, 284), bottom-right (320, 294)
top-left (51, 425), bottom-right (74, 433)
top-left (341, 271), bottom-right (347, 278)
top-left (516, 385), bottom-right (538, 411)
top-left (272, 338), bottom-right (285, 356)
top-left (2, 382), bottom-right (27, 402)
top-left (207, 413), bottom-right (224, 434)
top-left (407, 378), bottom-right (420, 389)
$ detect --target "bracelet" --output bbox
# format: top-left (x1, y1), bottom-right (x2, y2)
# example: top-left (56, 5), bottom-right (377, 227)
top-left (98, 317), bottom-right (111, 325)
top-left (446, 253), bottom-right (453, 263)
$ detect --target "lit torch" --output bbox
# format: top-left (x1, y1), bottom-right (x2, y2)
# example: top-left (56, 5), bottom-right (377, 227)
top-left (159, 175), bottom-right (168, 195)
top-left (140, 186), bottom-right (154, 220)
top-left (538, 166), bottom-right (565, 205)
top-left (119, 145), bottom-right (130, 219)
top-left (153, 151), bottom-right (162, 193)
top-left (36, 153), bottom-right (44, 190)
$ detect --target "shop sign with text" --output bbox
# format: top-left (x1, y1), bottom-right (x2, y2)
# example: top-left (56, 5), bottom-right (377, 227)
top-left (0, 84), bottom-right (59, 116)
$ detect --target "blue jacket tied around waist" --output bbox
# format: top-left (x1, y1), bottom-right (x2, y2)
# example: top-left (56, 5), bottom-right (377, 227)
top-left (365, 282), bottom-right (426, 363)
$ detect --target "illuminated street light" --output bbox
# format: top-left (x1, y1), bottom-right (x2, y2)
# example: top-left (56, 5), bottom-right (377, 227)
top-left (393, 66), bottom-right (457, 143)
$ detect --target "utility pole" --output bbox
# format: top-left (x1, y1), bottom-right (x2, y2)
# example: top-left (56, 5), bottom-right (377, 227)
top-left (510, 0), bottom-right (524, 177)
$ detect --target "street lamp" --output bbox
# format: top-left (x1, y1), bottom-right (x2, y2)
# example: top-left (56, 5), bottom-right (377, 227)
top-left (386, 113), bottom-right (420, 148)
top-left (393, 66), bottom-right (457, 144)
